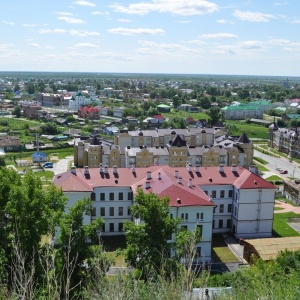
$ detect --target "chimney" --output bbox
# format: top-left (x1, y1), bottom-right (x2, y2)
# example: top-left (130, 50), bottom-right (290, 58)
top-left (99, 163), bottom-right (103, 173)
top-left (70, 166), bottom-right (76, 175)
top-left (104, 165), bottom-right (109, 174)
top-left (218, 164), bottom-right (224, 173)
top-left (188, 178), bottom-right (192, 187)
top-left (158, 172), bottom-right (161, 180)
top-left (84, 166), bottom-right (89, 176)
top-left (146, 170), bottom-right (151, 180)
top-left (178, 176), bottom-right (182, 184)
top-left (145, 181), bottom-right (151, 189)
top-left (195, 165), bottom-right (200, 173)
top-left (113, 165), bottom-right (118, 174)
top-left (132, 165), bottom-right (135, 173)
top-left (188, 164), bottom-right (192, 172)
top-left (249, 165), bottom-right (257, 174)
top-left (231, 164), bottom-right (237, 172)
top-left (174, 170), bottom-right (179, 178)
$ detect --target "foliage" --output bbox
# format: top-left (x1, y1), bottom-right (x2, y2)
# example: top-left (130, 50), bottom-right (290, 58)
top-left (273, 212), bottom-right (300, 237)
top-left (124, 189), bottom-right (180, 278)
top-left (0, 157), bottom-right (5, 167)
top-left (40, 122), bottom-right (59, 134)
top-left (12, 106), bottom-right (21, 118)
top-left (207, 106), bottom-right (222, 126)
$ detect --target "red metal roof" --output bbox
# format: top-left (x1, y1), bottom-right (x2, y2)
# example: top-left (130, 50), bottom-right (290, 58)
top-left (53, 165), bottom-right (276, 207)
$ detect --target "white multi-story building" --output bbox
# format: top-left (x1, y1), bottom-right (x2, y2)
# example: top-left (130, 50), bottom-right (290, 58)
top-left (54, 165), bottom-right (276, 262)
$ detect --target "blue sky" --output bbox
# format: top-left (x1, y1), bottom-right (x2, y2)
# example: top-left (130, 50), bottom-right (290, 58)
top-left (0, 0), bottom-right (299, 76)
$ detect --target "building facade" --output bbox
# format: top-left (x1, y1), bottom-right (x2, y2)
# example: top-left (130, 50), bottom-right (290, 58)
top-left (53, 165), bottom-right (276, 262)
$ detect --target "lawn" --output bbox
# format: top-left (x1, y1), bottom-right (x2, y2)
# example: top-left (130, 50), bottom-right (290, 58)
top-left (273, 212), bottom-right (300, 237)
top-left (265, 175), bottom-right (283, 182)
top-left (226, 121), bottom-right (269, 139)
top-left (211, 234), bottom-right (239, 263)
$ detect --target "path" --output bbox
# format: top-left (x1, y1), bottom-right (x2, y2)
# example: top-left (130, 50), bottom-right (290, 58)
top-left (274, 200), bottom-right (300, 214)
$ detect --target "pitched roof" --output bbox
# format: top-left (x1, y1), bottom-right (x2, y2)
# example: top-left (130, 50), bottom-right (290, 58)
top-left (53, 165), bottom-right (276, 196)
top-left (236, 133), bottom-right (251, 144)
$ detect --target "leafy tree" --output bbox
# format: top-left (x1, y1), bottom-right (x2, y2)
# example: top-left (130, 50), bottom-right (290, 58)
top-left (0, 157), bottom-right (5, 167)
top-left (124, 189), bottom-right (180, 278)
top-left (207, 106), bottom-right (222, 126)
top-left (40, 122), bottom-right (59, 134)
top-left (172, 95), bottom-right (181, 108)
top-left (57, 197), bottom-right (104, 295)
top-left (26, 83), bottom-right (36, 94)
top-left (13, 106), bottom-right (21, 118)
top-left (198, 96), bottom-right (211, 109)
top-left (127, 122), bottom-right (136, 131)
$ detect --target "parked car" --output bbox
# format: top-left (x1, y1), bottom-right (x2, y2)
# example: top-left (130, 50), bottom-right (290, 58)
top-left (280, 170), bottom-right (288, 174)
top-left (42, 162), bottom-right (53, 168)
top-left (276, 167), bottom-right (282, 171)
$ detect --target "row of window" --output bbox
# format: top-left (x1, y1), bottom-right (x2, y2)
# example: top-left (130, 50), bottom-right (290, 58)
top-left (91, 192), bottom-right (133, 201)
top-left (204, 190), bottom-right (233, 199)
top-left (215, 204), bottom-right (232, 214)
top-left (103, 222), bottom-right (123, 233)
top-left (91, 207), bottom-right (130, 217)
top-left (170, 212), bottom-right (205, 221)
top-left (213, 219), bottom-right (232, 229)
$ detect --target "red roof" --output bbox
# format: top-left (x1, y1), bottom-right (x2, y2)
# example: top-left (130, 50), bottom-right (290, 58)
top-left (53, 165), bottom-right (276, 207)
top-left (152, 114), bottom-right (164, 119)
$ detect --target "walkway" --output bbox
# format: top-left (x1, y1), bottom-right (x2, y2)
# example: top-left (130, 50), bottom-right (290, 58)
top-left (274, 200), bottom-right (300, 214)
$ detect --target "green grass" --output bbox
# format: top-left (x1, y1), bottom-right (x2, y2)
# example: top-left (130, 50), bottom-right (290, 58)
top-left (253, 156), bottom-right (268, 165)
top-left (257, 165), bottom-right (269, 171)
top-left (226, 121), bottom-right (269, 139)
top-left (163, 109), bottom-right (209, 121)
top-left (265, 175), bottom-right (283, 182)
top-left (107, 252), bottom-right (126, 267)
top-left (273, 212), bottom-right (300, 237)
top-left (211, 234), bottom-right (239, 263)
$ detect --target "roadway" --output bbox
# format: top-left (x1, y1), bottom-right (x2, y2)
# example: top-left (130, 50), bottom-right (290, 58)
top-left (254, 149), bottom-right (300, 179)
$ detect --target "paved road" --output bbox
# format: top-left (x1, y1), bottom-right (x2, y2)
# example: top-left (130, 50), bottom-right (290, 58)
top-left (53, 156), bottom-right (74, 175)
top-left (254, 149), bottom-right (300, 179)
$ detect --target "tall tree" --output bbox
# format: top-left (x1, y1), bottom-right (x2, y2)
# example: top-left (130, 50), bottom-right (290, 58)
top-left (124, 189), bottom-right (180, 278)
top-left (208, 106), bottom-right (222, 126)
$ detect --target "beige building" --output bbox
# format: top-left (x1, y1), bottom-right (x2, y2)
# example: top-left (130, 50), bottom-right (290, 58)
top-left (74, 128), bottom-right (253, 169)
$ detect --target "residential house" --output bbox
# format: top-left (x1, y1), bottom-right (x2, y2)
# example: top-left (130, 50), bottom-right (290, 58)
top-left (157, 104), bottom-right (171, 113)
top-left (78, 106), bottom-right (100, 119)
top-left (113, 107), bottom-right (124, 118)
top-left (103, 126), bottom-right (119, 136)
top-left (0, 136), bottom-right (21, 151)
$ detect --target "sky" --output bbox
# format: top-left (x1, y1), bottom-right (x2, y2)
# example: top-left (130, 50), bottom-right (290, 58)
top-left (0, 0), bottom-right (300, 76)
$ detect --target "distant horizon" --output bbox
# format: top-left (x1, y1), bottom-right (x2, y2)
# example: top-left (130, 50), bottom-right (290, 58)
top-left (0, 70), bottom-right (299, 80)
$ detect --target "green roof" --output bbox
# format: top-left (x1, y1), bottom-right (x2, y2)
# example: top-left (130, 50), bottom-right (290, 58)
top-left (157, 104), bottom-right (170, 108)
top-left (224, 104), bottom-right (262, 111)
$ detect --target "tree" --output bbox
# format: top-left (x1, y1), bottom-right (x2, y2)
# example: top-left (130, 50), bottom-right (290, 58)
top-left (0, 157), bottom-right (5, 167)
top-left (57, 197), bottom-right (104, 296)
top-left (207, 106), bottom-right (222, 126)
top-left (198, 96), bottom-right (211, 109)
top-left (124, 189), bottom-right (180, 278)
top-left (172, 95), bottom-right (181, 108)
top-left (13, 106), bottom-right (21, 118)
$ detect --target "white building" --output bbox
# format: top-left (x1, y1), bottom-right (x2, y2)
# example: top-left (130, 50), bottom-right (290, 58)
top-left (53, 165), bottom-right (276, 262)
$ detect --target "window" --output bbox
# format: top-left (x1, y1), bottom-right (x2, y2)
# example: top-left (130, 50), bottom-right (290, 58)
top-left (196, 225), bottom-right (203, 239)
top-left (212, 220), bottom-right (215, 229)
top-left (118, 207), bottom-right (123, 216)
top-left (128, 192), bottom-right (133, 200)
top-left (100, 193), bottom-right (105, 201)
top-left (100, 207), bottom-right (105, 217)
top-left (228, 190), bottom-right (233, 198)
top-left (219, 219), bottom-right (223, 228)
top-left (118, 223), bottom-right (123, 232)
top-left (170, 213), bottom-right (173, 219)
top-left (185, 213), bottom-right (188, 221)
top-left (211, 190), bottom-right (216, 198)
top-left (119, 192), bottom-right (123, 200)
top-left (109, 207), bottom-right (114, 216)
top-left (181, 213), bottom-right (184, 220)
top-left (219, 204), bottom-right (224, 213)
top-left (220, 190), bottom-right (225, 198)
top-left (101, 223), bottom-right (105, 232)
top-left (227, 219), bottom-right (232, 228)
top-left (91, 192), bottom-right (96, 201)
top-left (128, 207), bottom-right (131, 216)
top-left (196, 247), bottom-right (201, 258)
top-left (109, 223), bottom-right (114, 232)
top-left (91, 207), bottom-right (96, 217)
top-left (201, 213), bottom-right (203, 220)
top-left (228, 204), bottom-right (232, 213)
top-left (109, 193), bottom-right (114, 201)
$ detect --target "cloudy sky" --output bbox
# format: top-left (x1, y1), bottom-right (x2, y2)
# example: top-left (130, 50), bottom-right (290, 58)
top-left (0, 0), bottom-right (299, 76)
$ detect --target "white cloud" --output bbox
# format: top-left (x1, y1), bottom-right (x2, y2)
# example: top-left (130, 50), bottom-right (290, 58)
top-left (75, 0), bottom-right (96, 7)
top-left (29, 43), bottom-right (41, 48)
top-left (198, 33), bottom-right (238, 39)
top-left (137, 40), bottom-right (202, 56)
top-left (0, 44), bottom-right (14, 51)
top-left (38, 28), bottom-right (100, 37)
top-left (290, 19), bottom-right (300, 24)
top-left (55, 12), bottom-right (73, 16)
top-left (108, 27), bottom-right (165, 36)
top-left (73, 43), bottom-right (99, 48)
top-left (240, 41), bottom-right (266, 50)
top-left (110, 0), bottom-right (219, 16)
top-left (216, 19), bottom-right (227, 24)
top-left (233, 9), bottom-right (275, 22)
top-left (177, 20), bottom-right (191, 23)
top-left (57, 16), bottom-right (86, 24)
top-left (22, 24), bottom-right (37, 27)
top-left (2, 21), bottom-right (15, 26)
top-left (118, 19), bottom-right (132, 23)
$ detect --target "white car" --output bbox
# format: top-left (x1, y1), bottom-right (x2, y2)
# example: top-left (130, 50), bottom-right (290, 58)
top-left (276, 167), bottom-right (282, 171)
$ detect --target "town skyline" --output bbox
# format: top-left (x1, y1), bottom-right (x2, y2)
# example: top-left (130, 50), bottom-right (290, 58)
top-left (1, 1), bottom-right (300, 76)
